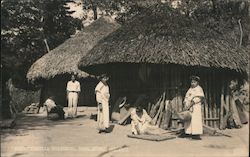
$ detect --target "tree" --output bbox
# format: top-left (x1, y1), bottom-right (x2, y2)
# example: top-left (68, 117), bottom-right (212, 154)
top-left (1, 0), bottom-right (82, 89)
top-left (81, 0), bottom-right (160, 23)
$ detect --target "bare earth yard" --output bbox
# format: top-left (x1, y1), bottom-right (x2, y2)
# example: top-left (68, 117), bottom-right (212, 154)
top-left (1, 107), bottom-right (249, 157)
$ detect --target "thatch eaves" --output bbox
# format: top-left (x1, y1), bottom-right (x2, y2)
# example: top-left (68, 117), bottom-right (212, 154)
top-left (27, 16), bottom-right (120, 81)
top-left (79, 4), bottom-right (249, 74)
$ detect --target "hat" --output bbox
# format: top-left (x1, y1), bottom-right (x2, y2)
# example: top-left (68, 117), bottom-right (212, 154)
top-left (190, 75), bottom-right (200, 82)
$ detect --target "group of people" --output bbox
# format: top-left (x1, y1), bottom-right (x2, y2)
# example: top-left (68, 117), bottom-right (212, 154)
top-left (125, 75), bottom-right (205, 140)
top-left (44, 73), bottom-right (205, 140)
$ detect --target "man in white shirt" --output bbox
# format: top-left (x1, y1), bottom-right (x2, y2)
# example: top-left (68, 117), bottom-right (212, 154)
top-left (95, 74), bottom-right (110, 133)
top-left (66, 74), bottom-right (81, 118)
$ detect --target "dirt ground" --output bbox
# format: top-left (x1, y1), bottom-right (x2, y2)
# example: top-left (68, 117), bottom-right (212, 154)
top-left (1, 107), bottom-right (249, 157)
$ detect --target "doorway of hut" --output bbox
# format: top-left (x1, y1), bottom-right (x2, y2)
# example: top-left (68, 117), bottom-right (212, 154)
top-left (84, 62), bottom-right (246, 129)
top-left (36, 74), bottom-right (98, 108)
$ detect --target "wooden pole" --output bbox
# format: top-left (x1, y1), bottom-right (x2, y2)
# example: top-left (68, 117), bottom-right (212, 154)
top-left (215, 80), bottom-right (220, 128)
top-left (208, 73), bottom-right (212, 127)
top-left (220, 82), bottom-right (225, 129)
top-left (225, 83), bottom-right (230, 112)
top-left (43, 39), bottom-right (50, 53)
top-left (152, 92), bottom-right (165, 125)
top-left (212, 71), bottom-right (217, 128)
top-left (230, 93), bottom-right (242, 127)
top-left (205, 76), bottom-right (209, 126)
top-left (238, 19), bottom-right (243, 48)
top-left (210, 73), bottom-right (215, 128)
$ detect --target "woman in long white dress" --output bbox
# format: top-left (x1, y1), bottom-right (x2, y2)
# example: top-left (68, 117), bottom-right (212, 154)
top-left (95, 74), bottom-right (110, 133)
top-left (183, 76), bottom-right (205, 140)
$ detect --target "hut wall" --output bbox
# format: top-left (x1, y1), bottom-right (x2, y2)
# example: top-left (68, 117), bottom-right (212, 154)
top-left (90, 63), bottom-right (244, 128)
top-left (40, 75), bottom-right (98, 107)
top-left (108, 64), bottom-right (238, 128)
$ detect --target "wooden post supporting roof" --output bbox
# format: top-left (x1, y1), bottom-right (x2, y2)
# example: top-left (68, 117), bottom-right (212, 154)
top-left (220, 83), bottom-right (225, 129)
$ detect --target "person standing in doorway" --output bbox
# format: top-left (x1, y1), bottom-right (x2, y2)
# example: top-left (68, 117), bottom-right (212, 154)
top-left (95, 74), bottom-right (110, 133)
top-left (66, 74), bottom-right (81, 118)
top-left (183, 75), bottom-right (205, 140)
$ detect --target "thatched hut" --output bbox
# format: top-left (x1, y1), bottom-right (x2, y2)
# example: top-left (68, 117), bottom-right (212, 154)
top-left (27, 16), bottom-right (120, 106)
top-left (78, 4), bottom-right (249, 128)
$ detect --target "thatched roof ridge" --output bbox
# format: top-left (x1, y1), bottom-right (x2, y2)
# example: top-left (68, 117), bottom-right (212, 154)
top-left (79, 4), bottom-right (249, 73)
top-left (27, 16), bottom-right (120, 81)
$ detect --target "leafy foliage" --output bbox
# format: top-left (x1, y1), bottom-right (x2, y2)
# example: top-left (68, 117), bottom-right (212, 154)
top-left (1, 0), bottom-right (82, 88)
top-left (81, 0), bottom-right (160, 23)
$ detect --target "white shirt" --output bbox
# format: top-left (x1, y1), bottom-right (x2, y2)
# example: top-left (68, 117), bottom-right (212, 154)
top-left (66, 80), bottom-right (81, 92)
top-left (44, 98), bottom-right (56, 112)
top-left (131, 108), bottom-right (152, 124)
top-left (184, 85), bottom-right (204, 105)
top-left (95, 81), bottom-right (110, 103)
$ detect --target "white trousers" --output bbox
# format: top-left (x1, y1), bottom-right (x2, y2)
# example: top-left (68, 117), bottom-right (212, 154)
top-left (68, 92), bottom-right (78, 118)
top-left (97, 101), bottom-right (109, 130)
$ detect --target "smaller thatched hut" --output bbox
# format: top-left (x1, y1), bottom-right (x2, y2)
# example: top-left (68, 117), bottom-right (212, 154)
top-left (27, 16), bottom-right (120, 106)
top-left (78, 4), bottom-right (249, 128)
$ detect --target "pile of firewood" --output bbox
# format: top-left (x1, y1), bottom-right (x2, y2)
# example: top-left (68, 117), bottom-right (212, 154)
top-left (148, 92), bottom-right (181, 129)
top-left (23, 103), bottom-right (40, 114)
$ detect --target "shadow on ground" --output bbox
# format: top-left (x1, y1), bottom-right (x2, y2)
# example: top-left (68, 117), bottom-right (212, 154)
top-left (1, 113), bottom-right (88, 140)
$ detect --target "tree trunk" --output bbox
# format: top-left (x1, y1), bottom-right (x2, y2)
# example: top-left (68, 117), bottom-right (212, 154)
top-left (93, 5), bottom-right (97, 20)
top-left (211, 0), bottom-right (217, 13)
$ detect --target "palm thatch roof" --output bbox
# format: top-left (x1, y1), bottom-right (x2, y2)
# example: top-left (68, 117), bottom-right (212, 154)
top-left (27, 16), bottom-right (120, 82)
top-left (79, 4), bottom-right (249, 74)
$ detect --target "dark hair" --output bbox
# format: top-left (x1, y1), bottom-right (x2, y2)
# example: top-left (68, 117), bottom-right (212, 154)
top-left (100, 73), bottom-right (109, 79)
top-left (49, 96), bottom-right (55, 100)
top-left (190, 75), bottom-right (200, 82)
top-left (136, 105), bottom-right (143, 112)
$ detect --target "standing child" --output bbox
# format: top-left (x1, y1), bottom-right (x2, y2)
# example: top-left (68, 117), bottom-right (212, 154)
top-left (95, 74), bottom-right (110, 133)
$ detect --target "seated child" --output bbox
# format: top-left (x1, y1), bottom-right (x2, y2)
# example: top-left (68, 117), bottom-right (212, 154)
top-left (44, 96), bottom-right (65, 120)
top-left (130, 106), bottom-right (152, 135)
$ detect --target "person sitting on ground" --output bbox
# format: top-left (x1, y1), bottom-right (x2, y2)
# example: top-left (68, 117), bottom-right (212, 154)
top-left (44, 96), bottom-right (65, 120)
top-left (131, 106), bottom-right (152, 135)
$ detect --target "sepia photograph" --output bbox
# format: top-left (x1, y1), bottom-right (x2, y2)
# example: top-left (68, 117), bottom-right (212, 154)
top-left (1, 0), bottom-right (249, 157)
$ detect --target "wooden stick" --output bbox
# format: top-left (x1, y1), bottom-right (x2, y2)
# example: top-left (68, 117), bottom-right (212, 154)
top-left (152, 92), bottom-right (165, 125)
top-left (220, 83), bottom-right (225, 129)
top-left (230, 95), bottom-right (242, 127)
top-left (147, 102), bottom-right (151, 113)
top-left (210, 73), bottom-right (214, 128)
top-left (201, 76), bottom-right (205, 124)
top-left (212, 71), bottom-right (217, 128)
top-left (204, 118), bottom-right (220, 120)
top-left (238, 19), bottom-right (243, 47)
top-left (205, 78), bottom-right (209, 126)
top-left (156, 108), bottom-right (164, 127)
top-left (43, 39), bottom-right (50, 53)
top-left (203, 124), bottom-right (231, 138)
top-left (161, 100), bottom-right (172, 129)
top-left (208, 73), bottom-right (212, 127)
top-left (213, 72), bottom-right (217, 128)
top-left (225, 83), bottom-right (230, 113)
top-left (150, 95), bottom-right (162, 118)
top-left (157, 95), bottom-right (167, 127)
